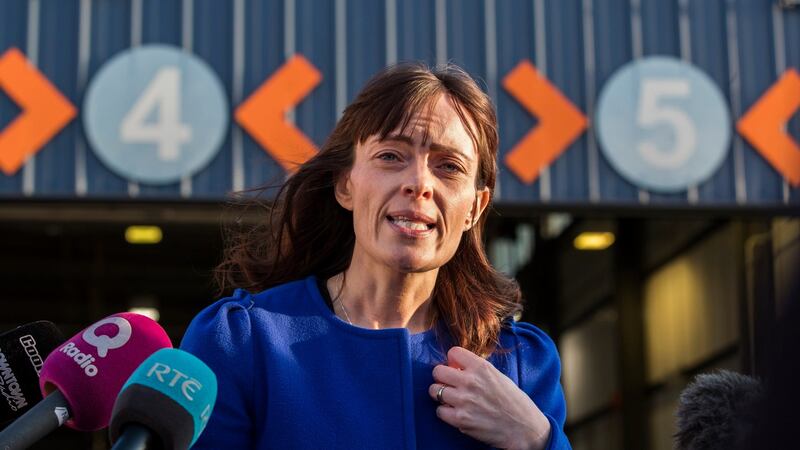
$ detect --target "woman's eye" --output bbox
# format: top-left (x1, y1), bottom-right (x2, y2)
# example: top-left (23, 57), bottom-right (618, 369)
top-left (440, 162), bottom-right (462, 173)
top-left (377, 153), bottom-right (399, 161)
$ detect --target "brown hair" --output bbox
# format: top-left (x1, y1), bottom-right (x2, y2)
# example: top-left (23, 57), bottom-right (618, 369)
top-left (216, 62), bottom-right (522, 357)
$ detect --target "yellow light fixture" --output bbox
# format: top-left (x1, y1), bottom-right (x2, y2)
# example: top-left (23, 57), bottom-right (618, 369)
top-left (125, 225), bottom-right (163, 244)
top-left (128, 307), bottom-right (160, 322)
top-left (574, 231), bottom-right (615, 250)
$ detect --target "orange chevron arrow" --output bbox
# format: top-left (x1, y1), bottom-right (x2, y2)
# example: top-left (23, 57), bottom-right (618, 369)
top-left (235, 54), bottom-right (322, 172)
top-left (0, 47), bottom-right (76, 175)
top-left (736, 68), bottom-right (800, 187)
top-left (502, 60), bottom-right (588, 184)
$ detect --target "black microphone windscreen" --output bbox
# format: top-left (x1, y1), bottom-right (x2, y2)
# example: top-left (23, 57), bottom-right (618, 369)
top-left (674, 370), bottom-right (763, 450)
top-left (0, 321), bottom-right (65, 426)
top-left (111, 385), bottom-right (195, 450)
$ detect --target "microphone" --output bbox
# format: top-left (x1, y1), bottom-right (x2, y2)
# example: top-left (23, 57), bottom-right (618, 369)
top-left (0, 313), bottom-right (172, 449)
top-left (674, 370), bottom-right (763, 450)
top-left (0, 321), bottom-right (65, 427)
top-left (109, 348), bottom-right (217, 450)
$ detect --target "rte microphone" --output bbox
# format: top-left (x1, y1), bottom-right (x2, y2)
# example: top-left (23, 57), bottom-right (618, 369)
top-left (109, 348), bottom-right (217, 450)
top-left (674, 370), bottom-right (763, 450)
top-left (0, 321), bottom-right (65, 428)
top-left (0, 313), bottom-right (172, 450)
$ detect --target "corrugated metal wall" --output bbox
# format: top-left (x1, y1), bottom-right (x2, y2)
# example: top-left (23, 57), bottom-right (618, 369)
top-left (0, 0), bottom-right (797, 206)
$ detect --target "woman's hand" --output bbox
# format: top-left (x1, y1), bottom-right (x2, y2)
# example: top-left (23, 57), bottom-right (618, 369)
top-left (428, 346), bottom-right (551, 450)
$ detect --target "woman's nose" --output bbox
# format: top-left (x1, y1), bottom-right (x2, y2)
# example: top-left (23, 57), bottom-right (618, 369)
top-left (401, 164), bottom-right (434, 200)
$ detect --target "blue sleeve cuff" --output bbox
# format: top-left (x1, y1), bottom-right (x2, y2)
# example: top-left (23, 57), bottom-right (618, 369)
top-left (543, 414), bottom-right (572, 450)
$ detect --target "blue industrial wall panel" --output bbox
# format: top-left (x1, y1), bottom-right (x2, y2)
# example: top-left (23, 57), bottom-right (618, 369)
top-left (545, 0), bottom-right (589, 203)
top-left (86, 0), bottom-right (132, 197)
top-left (0, 0), bottom-right (797, 208)
top-left (0, 0), bottom-right (28, 195)
top-left (640, 0), bottom-right (685, 205)
top-left (447, 0), bottom-right (486, 82)
top-left (642, 0), bottom-right (679, 57)
top-left (295, 0), bottom-right (336, 149)
top-left (34, 0), bottom-right (79, 197)
top-left (738, 0), bottom-right (782, 203)
top-left (242, 0), bottom-right (286, 191)
top-left (190, 0), bottom-right (234, 199)
top-left (347, 0), bottom-right (386, 106)
top-left (787, 5), bottom-right (800, 203)
top-left (495, 0), bottom-right (541, 204)
top-left (138, 0), bottom-right (182, 197)
top-left (593, 0), bottom-right (641, 204)
top-left (691, 0), bottom-right (737, 205)
top-left (396, 0), bottom-right (436, 64)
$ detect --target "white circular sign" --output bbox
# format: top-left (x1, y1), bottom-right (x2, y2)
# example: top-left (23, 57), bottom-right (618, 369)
top-left (596, 57), bottom-right (731, 192)
top-left (83, 45), bottom-right (228, 184)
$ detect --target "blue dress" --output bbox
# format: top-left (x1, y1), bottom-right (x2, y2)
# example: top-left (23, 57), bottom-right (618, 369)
top-left (180, 276), bottom-right (571, 449)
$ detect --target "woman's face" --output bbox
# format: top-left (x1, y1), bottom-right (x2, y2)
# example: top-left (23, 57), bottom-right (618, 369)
top-left (335, 94), bottom-right (491, 273)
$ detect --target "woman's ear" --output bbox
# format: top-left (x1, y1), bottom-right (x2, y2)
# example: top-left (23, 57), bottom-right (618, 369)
top-left (465, 187), bottom-right (491, 230)
top-left (334, 173), bottom-right (354, 211)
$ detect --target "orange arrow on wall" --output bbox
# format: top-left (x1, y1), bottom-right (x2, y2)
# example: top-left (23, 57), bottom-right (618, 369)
top-left (502, 60), bottom-right (587, 184)
top-left (736, 68), bottom-right (800, 187)
top-left (235, 55), bottom-right (322, 172)
top-left (0, 47), bottom-right (76, 175)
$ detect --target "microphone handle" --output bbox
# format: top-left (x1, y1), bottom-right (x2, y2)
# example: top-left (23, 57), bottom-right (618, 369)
top-left (0, 390), bottom-right (70, 450)
top-left (110, 423), bottom-right (158, 450)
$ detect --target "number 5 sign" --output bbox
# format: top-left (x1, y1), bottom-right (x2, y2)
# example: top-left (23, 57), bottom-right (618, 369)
top-left (596, 57), bottom-right (730, 192)
top-left (83, 45), bottom-right (228, 184)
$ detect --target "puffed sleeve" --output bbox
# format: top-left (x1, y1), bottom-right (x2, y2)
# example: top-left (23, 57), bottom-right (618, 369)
top-left (511, 321), bottom-right (571, 450)
top-left (180, 289), bottom-right (256, 449)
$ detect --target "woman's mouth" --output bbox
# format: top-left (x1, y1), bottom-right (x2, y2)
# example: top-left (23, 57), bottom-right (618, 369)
top-left (386, 215), bottom-right (436, 237)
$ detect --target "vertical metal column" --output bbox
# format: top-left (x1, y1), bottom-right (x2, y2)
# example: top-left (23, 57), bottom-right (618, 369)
top-left (743, 222), bottom-right (776, 378)
top-left (614, 219), bottom-right (646, 450)
top-left (517, 224), bottom-right (559, 335)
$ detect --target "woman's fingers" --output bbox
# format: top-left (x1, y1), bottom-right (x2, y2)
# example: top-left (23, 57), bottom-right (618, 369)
top-left (427, 346), bottom-right (552, 449)
top-left (435, 403), bottom-right (464, 430)
top-left (446, 346), bottom-right (483, 370)
top-left (432, 363), bottom-right (467, 387)
top-left (428, 383), bottom-right (463, 406)
top-left (436, 398), bottom-right (485, 435)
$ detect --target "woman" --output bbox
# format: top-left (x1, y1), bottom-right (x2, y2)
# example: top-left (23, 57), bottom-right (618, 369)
top-left (181, 63), bottom-right (571, 449)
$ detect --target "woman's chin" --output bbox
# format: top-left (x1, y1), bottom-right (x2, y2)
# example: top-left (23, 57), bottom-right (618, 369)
top-left (385, 252), bottom-right (440, 273)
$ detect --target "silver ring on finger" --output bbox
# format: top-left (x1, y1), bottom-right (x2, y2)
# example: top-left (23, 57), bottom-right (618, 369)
top-left (436, 385), bottom-right (448, 405)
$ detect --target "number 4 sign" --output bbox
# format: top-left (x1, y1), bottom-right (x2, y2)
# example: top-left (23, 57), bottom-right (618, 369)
top-left (596, 57), bottom-right (731, 192)
top-left (120, 67), bottom-right (192, 162)
top-left (83, 45), bottom-right (228, 185)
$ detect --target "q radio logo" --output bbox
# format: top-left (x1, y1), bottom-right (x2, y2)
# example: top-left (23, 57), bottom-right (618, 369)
top-left (59, 317), bottom-right (133, 377)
